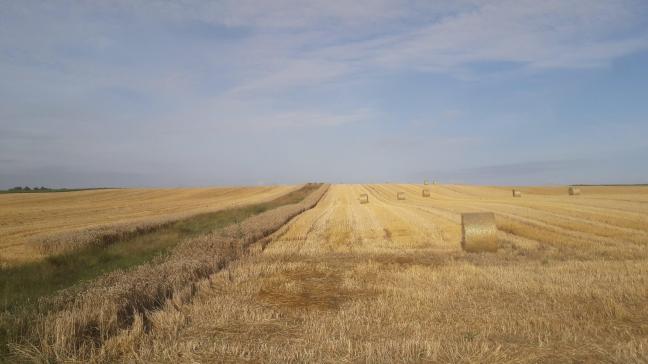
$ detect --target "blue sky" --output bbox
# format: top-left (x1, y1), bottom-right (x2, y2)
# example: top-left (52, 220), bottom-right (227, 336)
top-left (1, 0), bottom-right (648, 188)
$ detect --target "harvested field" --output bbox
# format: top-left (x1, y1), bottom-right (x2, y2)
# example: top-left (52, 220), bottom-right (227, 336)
top-left (89, 183), bottom-right (648, 363)
top-left (6, 184), bottom-right (648, 363)
top-left (4, 184), bottom-right (328, 361)
top-left (0, 186), bottom-right (297, 265)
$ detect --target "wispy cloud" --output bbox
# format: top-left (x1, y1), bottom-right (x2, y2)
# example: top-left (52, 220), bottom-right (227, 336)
top-left (256, 108), bottom-right (373, 129)
top-left (1, 1), bottom-right (647, 187)
top-left (310, 0), bottom-right (648, 74)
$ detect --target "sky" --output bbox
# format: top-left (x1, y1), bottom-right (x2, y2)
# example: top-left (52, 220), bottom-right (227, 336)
top-left (1, 0), bottom-right (648, 188)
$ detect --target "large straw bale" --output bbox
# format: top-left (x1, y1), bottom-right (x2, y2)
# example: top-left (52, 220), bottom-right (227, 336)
top-left (422, 189), bottom-right (430, 197)
top-left (397, 192), bottom-right (406, 200)
top-left (461, 212), bottom-right (498, 252)
top-left (359, 193), bottom-right (369, 204)
top-left (512, 189), bottom-right (522, 197)
top-left (568, 187), bottom-right (581, 196)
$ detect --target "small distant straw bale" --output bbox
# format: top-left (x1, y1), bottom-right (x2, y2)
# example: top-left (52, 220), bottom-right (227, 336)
top-left (461, 212), bottom-right (498, 253)
top-left (424, 180), bottom-right (429, 185)
top-left (397, 192), bottom-right (406, 200)
top-left (359, 194), bottom-right (369, 204)
top-left (422, 189), bottom-right (430, 197)
top-left (512, 189), bottom-right (522, 197)
top-left (568, 187), bottom-right (581, 196)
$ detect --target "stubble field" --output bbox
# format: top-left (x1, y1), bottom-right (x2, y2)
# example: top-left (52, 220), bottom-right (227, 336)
top-left (96, 184), bottom-right (648, 363)
top-left (0, 186), bottom-right (297, 265)
top-left (3, 183), bottom-right (648, 363)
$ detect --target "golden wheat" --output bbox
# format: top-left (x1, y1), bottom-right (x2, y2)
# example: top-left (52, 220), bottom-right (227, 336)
top-left (12, 185), bottom-right (329, 362)
top-left (0, 186), bottom-right (297, 265)
top-left (10, 183), bottom-right (648, 363)
top-left (99, 184), bottom-right (648, 364)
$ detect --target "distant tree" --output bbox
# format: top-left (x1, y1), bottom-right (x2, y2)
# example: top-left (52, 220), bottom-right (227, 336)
top-left (9, 186), bottom-right (23, 191)
top-left (39, 186), bottom-right (47, 190)
top-left (23, 186), bottom-right (31, 191)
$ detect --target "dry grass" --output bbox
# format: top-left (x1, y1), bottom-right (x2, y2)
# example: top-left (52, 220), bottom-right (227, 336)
top-left (83, 183), bottom-right (648, 364)
top-left (8, 185), bottom-right (329, 362)
top-left (0, 186), bottom-right (297, 265)
top-left (8, 183), bottom-right (648, 363)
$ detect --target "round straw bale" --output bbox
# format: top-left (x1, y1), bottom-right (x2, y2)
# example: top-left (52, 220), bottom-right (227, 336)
top-left (461, 212), bottom-right (498, 253)
top-left (422, 189), bottom-right (430, 197)
top-left (397, 192), bottom-right (405, 200)
top-left (568, 187), bottom-right (581, 196)
top-left (512, 189), bottom-right (522, 197)
top-left (359, 193), bottom-right (369, 204)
